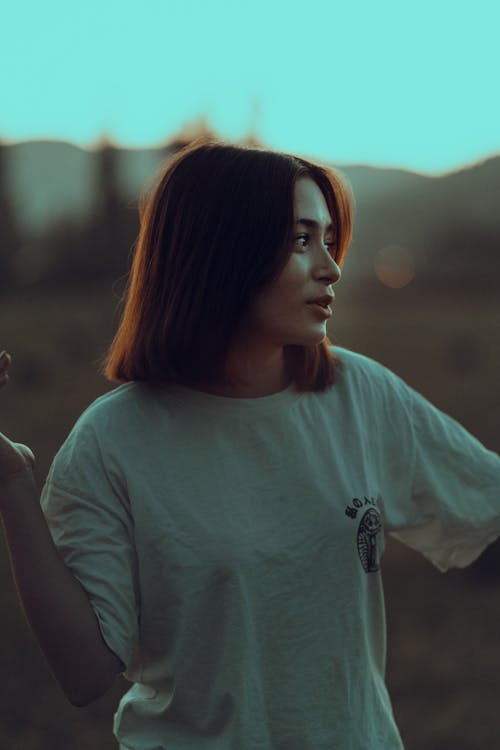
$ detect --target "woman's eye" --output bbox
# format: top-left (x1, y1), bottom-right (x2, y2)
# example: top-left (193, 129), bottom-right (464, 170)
top-left (295, 234), bottom-right (337, 254)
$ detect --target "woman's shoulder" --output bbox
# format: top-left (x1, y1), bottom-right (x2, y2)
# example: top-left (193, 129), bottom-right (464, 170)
top-left (330, 345), bottom-right (418, 413)
top-left (69, 381), bottom-right (156, 437)
top-left (332, 345), bottom-right (401, 387)
top-left (49, 382), bottom-right (160, 477)
top-left (333, 345), bottom-right (381, 368)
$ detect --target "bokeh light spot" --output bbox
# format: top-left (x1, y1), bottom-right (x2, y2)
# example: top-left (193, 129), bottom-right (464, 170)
top-left (374, 245), bottom-right (416, 289)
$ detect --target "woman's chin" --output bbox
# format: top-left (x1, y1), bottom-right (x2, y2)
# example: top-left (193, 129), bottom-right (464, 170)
top-left (287, 328), bottom-right (328, 346)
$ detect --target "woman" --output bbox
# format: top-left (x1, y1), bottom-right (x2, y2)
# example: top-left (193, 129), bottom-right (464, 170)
top-left (0, 139), bottom-right (499, 750)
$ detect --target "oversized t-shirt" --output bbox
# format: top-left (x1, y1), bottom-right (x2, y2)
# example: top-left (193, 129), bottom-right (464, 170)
top-left (40, 346), bottom-right (500, 750)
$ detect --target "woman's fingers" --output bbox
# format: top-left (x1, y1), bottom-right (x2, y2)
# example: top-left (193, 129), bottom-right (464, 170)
top-left (0, 353), bottom-right (35, 475)
top-left (15, 443), bottom-right (35, 468)
top-left (0, 351), bottom-right (11, 367)
top-left (0, 351), bottom-right (11, 389)
top-left (0, 434), bottom-right (35, 478)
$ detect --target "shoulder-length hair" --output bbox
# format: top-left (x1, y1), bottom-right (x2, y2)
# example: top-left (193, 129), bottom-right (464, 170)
top-left (101, 138), bottom-right (354, 392)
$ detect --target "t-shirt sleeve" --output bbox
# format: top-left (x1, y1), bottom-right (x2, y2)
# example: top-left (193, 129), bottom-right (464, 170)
top-left (40, 414), bottom-right (140, 672)
top-left (379, 370), bottom-right (500, 572)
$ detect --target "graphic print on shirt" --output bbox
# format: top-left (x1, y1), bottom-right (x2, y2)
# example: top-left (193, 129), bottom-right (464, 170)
top-left (345, 495), bottom-right (383, 573)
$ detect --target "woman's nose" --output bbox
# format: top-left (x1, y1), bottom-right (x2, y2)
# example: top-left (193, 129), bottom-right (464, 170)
top-left (323, 259), bottom-right (341, 285)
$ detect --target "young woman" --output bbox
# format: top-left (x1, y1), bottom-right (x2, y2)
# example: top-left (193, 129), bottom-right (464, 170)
top-left (0, 139), bottom-right (499, 750)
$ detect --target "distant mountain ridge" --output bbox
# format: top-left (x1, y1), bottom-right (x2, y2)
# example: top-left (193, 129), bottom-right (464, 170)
top-left (3, 140), bottom-right (170, 233)
top-left (1, 139), bottom-right (499, 285)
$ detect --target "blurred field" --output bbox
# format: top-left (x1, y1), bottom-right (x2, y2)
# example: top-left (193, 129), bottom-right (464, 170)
top-left (1, 279), bottom-right (500, 749)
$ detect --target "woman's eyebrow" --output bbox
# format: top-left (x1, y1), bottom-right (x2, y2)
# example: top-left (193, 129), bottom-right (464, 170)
top-left (295, 218), bottom-right (334, 232)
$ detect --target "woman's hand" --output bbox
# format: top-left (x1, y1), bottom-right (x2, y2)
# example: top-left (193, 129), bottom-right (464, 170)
top-left (0, 351), bottom-right (122, 705)
top-left (0, 351), bottom-right (35, 481)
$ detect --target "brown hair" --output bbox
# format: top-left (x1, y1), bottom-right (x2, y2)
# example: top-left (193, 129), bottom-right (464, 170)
top-left (101, 138), bottom-right (354, 392)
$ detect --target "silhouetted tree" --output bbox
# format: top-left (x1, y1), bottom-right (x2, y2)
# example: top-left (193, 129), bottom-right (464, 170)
top-left (0, 139), bottom-right (22, 290)
top-left (84, 138), bottom-right (138, 281)
top-left (39, 138), bottom-right (139, 287)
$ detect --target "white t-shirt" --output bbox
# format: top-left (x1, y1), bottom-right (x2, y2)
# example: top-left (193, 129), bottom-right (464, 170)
top-left (40, 347), bottom-right (500, 750)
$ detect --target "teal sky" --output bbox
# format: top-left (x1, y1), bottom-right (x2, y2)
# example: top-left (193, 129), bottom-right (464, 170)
top-left (1, 0), bottom-right (499, 174)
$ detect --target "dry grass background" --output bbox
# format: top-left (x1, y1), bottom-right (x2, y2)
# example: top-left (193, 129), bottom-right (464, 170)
top-left (1, 277), bottom-right (499, 749)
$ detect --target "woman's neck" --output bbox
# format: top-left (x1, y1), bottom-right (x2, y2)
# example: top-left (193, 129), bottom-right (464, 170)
top-left (190, 346), bottom-right (290, 398)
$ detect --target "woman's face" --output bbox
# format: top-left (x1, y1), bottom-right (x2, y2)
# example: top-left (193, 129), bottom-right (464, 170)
top-left (238, 176), bottom-right (342, 350)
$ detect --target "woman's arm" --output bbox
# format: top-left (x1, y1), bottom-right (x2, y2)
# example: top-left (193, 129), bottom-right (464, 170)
top-left (0, 351), bottom-right (123, 707)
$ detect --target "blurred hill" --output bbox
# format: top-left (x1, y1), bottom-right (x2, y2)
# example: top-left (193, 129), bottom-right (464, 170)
top-left (0, 136), bottom-right (499, 293)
